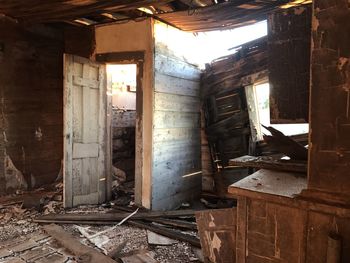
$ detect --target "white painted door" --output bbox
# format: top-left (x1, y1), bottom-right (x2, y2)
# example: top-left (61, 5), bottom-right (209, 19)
top-left (63, 54), bottom-right (111, 207)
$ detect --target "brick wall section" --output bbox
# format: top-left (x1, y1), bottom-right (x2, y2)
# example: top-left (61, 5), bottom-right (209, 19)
top-left (0, 17), bottom-right (64, 192)
top-left (309, 0), bottom-right (350, 195)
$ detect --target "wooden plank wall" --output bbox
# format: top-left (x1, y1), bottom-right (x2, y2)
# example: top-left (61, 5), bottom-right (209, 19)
top-left (151, 21), bottom-right (201, 210)
top-left (201, 38), bottom-right (267, 194)
top-left (64, 24), bottom-right (95, 59)
top-left (308, 0), bottom-right (350, 197)
top-left (0, 17), bottom-right (64, 193)
top-left (196, 208), bottom-right (237, 263)
top-left (268, 5), bottom-right (312, 124)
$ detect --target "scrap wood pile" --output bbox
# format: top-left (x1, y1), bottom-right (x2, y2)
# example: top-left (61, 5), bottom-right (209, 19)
top-left (230, 125), bottom-right (308, 176)
top-left (35, 207), bottom-right (201, 248)
top-left (0, 201), bottom-right (206, 263)
top-left (27, 204), bottom-right (210, 262)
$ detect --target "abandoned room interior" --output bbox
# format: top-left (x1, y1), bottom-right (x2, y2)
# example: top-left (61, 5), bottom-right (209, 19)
top-left (0, 0), bottom-right (349, 262)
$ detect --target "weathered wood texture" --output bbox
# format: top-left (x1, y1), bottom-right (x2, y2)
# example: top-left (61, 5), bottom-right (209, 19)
top-left (64, 24), bottom-right (95, 59)
top-left (262, 125), bottom-right (308, 160)
top-left (0, 0), bottom-right (166, 23)
top-left (268, 5), bottom-right (312, 123)
top-left (308, 0), bottom-right (350, 197)
top-left (229, 155), bottom-right (307, 173)
top-left (229, 169), bottom-right (307, 199)
top-left (63, 55), bottom-right (108, 207)
top-left (0, 17), bottom-right (63, 193)
top-left (43, 224), bottom-right (118, 263)
top-left (201, 109), bottom-right (214, 192)
top-left (256, 132), bottom-right (308, 156)
top-left (36, 209), bottom-right (196, 221)
top-left (201, 36), bottom-right (267, 98)
top-left (112, 109), bottom-right (135, 181)
top-left (306, 212), bottom-right (350, 263)
top-left (201, 38), bottom-right (268, 193)
top-left (157, 1), bottom-right (308, 32)
top-left (152, 21), bottom-right (201, 210)
top-left (230, 182), bottom-right (350, 263)
top-left (242, 198), bottom-right (307, 263)
top-left (196, 208), bottom-right (237, 263)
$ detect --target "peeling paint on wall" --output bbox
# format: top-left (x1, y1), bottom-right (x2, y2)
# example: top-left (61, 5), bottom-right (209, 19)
top-left (35, 127), bottom-right (43, 141)
top-left (4, 155), bottom-right (28, 192)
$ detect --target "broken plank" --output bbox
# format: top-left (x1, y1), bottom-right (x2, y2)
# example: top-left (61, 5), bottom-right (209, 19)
top-left (42, 224), bottom-right (117, 263)
top-left (120, 249), bottom-right (158, 263)
top-left (35, 220), bottom-right (119, 225)
top-left (147, 231), bottom-right (178, 246)
top-left (113, 206), bottom-right (197, 230)
top-left (262, 125), bottom-right (308, 160)
top-left (35, 209), bottom-right (196, 222)
top-left (229, 155), bottom-right (307, 174)
top-left (128, 221), bottom-right (201, 248)
top-left (151, 218), bottom-right (197, 230)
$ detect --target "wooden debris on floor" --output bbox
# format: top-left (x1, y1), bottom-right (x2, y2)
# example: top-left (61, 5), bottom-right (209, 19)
top-left (35, 209), bottom-right (196, 222)
top-left (228, 127), bottom-right (308, 190)
top-left (43, 224), bottom-right (118, 263)
top-left (128, 221), bottom-right (201, 248)
top-left (120, 250), bottom-right (158, 263)
top-left (75, 225), bottom-right (111, 254)
top-left (147, 231), bottom-right (178, 246)
top-left (262, 125), bottom-right (308, 160)
top-left (0, 198), bottom-right (204, 263)
top-left (0, 230), bottom-right (75, 263)
top-left (35, 208), bottom-right (202, 248)
top-left (229, 155), bottom-right (307, 174)
top-left (255, 132), bottom-right (308, 156)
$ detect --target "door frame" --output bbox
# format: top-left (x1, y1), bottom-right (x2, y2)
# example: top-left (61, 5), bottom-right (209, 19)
top-left (96, 51), bottom-right (145, 206)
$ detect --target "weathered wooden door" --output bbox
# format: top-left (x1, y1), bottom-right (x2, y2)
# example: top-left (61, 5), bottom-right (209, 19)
top-left (63, 54), bottom-right (111, 208)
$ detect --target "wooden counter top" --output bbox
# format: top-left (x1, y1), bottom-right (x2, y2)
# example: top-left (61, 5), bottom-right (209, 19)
top-left (228, 169), bottom-right (307, 199)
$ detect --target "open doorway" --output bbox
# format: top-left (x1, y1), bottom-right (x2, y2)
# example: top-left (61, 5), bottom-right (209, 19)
top-left (107, 64), bottom-right (137, 206)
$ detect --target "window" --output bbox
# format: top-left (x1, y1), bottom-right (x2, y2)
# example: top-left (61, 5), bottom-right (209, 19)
top-left (253, 82), bottom-right (309, 140)
top-left (107, 64), bottom-right (137, 110)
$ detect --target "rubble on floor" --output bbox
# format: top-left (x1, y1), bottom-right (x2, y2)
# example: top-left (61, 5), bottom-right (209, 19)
top-left (0, 199), bottom-right (204, 263)
top-left (0, 178), bottom-right (240, 263)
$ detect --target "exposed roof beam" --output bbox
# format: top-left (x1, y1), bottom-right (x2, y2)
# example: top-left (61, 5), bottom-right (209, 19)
top-left (0, 0), bottom-right (171, 23)
top-left (178, 0), bottom-right (207, 7)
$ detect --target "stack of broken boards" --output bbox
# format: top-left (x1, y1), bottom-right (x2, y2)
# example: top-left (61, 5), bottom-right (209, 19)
top-left (229, 155), bottom-right (307, 174)
top-left (35, 207), bottom-right (200, 247)
top-left (229, 126), bottom-right (308, 176)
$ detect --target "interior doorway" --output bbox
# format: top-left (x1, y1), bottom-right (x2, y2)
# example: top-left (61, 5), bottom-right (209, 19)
top-left (107, 63), bottom-right (137, 206)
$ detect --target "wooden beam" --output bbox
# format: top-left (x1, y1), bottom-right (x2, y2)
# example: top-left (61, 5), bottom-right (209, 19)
top-left (43, 224), bottom-right (118, 263)
top-left (262, 125), bottom-right (308, 160)
top-left (128, 220), bottom-right (201, 247)
top-left (0, 0), bottom-right (171, 23)
top-left (229, 155), bottom-right (307, 174)
top-left (35, 209), bottom-right (196, 222)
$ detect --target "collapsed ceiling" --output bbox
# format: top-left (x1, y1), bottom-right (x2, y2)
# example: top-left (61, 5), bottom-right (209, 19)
top-left (0, 0), bottom-right (312, 31)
